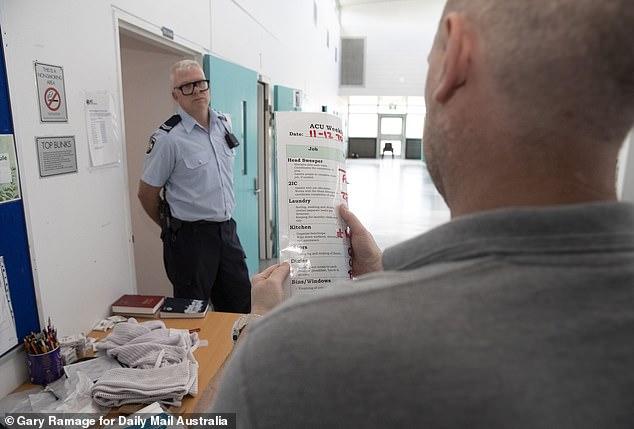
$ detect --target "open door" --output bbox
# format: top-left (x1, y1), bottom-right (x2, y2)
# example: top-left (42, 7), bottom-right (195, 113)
top-left (269, 84), bottom-right (302, 258)
top-left (258, 81), bottom-right (275, 261)
top-left (204, 55), bottom-right (259, 276)
top-left (378, 114), bottom-right (406, 159)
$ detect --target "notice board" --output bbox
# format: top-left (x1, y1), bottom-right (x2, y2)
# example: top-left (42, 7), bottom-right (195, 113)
top-left (0, 31), bottom-right (40, 356)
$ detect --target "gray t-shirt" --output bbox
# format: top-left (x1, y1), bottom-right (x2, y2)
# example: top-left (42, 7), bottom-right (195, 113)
top-left (212, 202), bottom-right (634, 428)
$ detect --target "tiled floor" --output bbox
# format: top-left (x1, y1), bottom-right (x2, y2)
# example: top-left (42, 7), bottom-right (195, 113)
top-left (346, 158), bottom-right (450, 250)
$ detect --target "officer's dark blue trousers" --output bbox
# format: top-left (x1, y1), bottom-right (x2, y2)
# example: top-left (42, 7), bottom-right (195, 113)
top-left (163, 218), bottom-right (251, 313)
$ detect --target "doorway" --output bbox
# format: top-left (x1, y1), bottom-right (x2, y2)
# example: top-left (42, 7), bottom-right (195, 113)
top-left (378, 114), bottom-right (406, 159)
top-left (118, 26), bottom-right (196, 296)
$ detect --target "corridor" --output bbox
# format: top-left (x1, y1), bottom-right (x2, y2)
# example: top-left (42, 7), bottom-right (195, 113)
top-left (346, 158), bottom-right (450, 250)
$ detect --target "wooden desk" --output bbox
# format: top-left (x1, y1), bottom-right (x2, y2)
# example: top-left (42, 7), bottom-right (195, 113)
top-left (135, 311), bottom-right (240, 414)
top-left (14, 312), bottom-right (241, 415)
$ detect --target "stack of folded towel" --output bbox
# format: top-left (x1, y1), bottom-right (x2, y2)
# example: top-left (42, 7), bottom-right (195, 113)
top-left (91, 319), bottom-right (200, 407)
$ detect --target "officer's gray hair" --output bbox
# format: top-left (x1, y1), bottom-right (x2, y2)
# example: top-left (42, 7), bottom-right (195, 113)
top-left (170, 60), bottom-right (202, 85)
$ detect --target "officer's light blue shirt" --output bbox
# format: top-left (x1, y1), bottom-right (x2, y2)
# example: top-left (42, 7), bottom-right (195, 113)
top-left (141, 106), bottom-right (236, 222)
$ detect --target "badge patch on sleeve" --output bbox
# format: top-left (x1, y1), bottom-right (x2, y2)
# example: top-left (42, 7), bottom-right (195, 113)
top-left (146, 136), bottom-right (156, 154)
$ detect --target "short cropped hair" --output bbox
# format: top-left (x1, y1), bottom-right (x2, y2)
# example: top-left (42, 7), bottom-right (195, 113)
top-left (445, 0), bottom-right (634, 141)
top-left (170, 60), bottom-right (203, 85)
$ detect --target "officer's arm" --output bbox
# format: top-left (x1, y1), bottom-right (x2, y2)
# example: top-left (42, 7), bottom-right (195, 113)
top-left (138, 180), bottom-right (162, 226)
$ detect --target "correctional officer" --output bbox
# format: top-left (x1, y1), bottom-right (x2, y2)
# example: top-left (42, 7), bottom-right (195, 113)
top-left (138, 59), bottom-right (251, 313)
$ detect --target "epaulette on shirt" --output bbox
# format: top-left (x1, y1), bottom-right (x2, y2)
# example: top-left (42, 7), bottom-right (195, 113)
top-left (147, 114), bottom-right (181, 154)
top-left (160, 114), bottom-right (182, 132)
top-left (215, 110), bottom-right (231, 129)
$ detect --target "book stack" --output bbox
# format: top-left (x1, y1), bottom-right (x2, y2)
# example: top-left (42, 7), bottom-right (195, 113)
top-left (111, 294), bottom-right (165, 318)
top-left (159, 297), bottom-right (209, 319)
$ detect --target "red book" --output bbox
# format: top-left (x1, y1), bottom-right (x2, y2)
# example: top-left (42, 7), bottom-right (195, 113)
top-left (111, 294), bottom-right (165, 315)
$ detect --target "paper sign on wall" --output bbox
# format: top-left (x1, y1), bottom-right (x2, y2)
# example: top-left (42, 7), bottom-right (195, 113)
top-left (275, 112), bottom-right (351, 296)
top-left (0, 135), bottom-right (21, 204)
top-left (0, 256), bottom-right (18, 356)
top-left (84, 91), bottom-right (121, 167)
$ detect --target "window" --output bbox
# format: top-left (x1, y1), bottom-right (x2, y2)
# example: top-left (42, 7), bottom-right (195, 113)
top-left (406, 114), bottom-right (425, 139)
top-left (348, 114), bottom-right (378, 137)
top-left (380, 117), bottom-right (403, 135)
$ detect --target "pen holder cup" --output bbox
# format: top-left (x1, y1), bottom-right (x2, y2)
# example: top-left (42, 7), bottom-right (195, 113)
top-left (27, 346), bottom-right (64, 385)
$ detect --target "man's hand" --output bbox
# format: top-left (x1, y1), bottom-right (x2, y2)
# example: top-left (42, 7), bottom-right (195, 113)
top-left (251, 263), bottom-right (290, 315)
top-left (339, 204), bottom-right (383, 276)
top-left (193, 263), bottom-right (290, 413)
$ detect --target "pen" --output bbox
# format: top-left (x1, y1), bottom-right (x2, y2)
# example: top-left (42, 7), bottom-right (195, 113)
top-left (24, 318), bottom-right (59, 354)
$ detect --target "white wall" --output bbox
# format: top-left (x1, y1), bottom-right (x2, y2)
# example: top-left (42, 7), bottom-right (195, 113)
top-left (0, 0), bottom-right (340, 397)
top-left (339, 0), bottom-right (445, 96)
top-left (211, 0), bottom-right (341, 111)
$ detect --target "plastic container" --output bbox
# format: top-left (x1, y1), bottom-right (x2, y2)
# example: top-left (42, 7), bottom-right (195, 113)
top-left (27, 346), bottom-right (64, 385)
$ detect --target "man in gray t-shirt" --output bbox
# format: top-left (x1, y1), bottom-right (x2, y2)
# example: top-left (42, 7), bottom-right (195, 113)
top-left (203, 0), bottom-right (634, 427)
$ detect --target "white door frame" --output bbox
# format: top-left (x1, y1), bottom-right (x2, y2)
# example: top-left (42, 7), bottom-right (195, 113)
top-left (377, 114), bottom-right (406, 159)
top-left (113, 9), bottom-right (201, 295)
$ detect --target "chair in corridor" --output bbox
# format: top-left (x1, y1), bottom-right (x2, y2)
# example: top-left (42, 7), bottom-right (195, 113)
top-left (381, 142), bottom-right (394, 159)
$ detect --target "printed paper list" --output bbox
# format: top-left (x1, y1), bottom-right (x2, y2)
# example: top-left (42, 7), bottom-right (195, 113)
top-left (276, 112), bottom-right (351, 295)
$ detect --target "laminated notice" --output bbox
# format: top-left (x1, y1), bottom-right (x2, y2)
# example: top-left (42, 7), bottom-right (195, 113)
top-left (275, 112), bottom-right (352, 296)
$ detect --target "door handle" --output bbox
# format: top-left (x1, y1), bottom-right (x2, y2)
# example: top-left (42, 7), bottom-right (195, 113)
top-left (254, 178), bottom-right (261, 194)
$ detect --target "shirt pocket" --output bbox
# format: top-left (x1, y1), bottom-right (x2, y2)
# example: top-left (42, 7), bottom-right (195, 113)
top-left (183, 150), bottom-right (212, 170)
top-left (221, 137), bottom-right (237, 157)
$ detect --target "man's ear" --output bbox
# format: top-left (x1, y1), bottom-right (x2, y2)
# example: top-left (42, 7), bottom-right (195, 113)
top-left (172, 90), bottom-right (178, 101)
top-left (433, 13), bottom-right (471, 103)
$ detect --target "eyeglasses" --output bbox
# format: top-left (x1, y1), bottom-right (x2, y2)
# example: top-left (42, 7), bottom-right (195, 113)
top-left (174, 79), bottom-right (210, 96)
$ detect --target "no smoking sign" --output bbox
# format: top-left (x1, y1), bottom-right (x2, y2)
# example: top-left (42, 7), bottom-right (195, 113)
top-left (35, 62), bottom-right (68, 122)
top-left (45, 88), bottom-right (61, 111)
